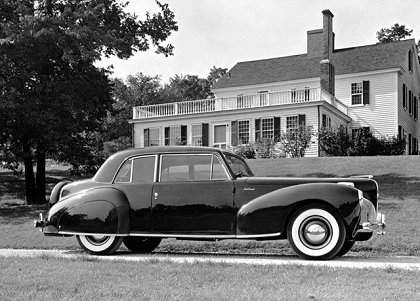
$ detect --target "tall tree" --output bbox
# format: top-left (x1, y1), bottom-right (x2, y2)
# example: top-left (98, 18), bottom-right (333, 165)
top-left (0, 0), bottom-right (177, 204)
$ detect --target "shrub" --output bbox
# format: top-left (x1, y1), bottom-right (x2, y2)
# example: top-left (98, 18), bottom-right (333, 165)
top-left (319, 126), bottom-right (406, 156)
top-left (281, 125), bottom-right (314, 158)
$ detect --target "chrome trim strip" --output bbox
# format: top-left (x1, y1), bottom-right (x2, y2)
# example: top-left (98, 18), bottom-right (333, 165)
top-left (236, 232), bottom-right (281, 239)
top-left (59, 232), bottom-right (281, 239)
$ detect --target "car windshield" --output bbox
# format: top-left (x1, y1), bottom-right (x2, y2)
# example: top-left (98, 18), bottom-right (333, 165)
top-left (223, 152), bottom-right (254, 178)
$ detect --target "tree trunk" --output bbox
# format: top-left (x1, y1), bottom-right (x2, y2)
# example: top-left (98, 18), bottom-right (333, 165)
top-left (35, 149), bottom-right (47, 204)
top-left (23, 143), bottom-right (36, 204)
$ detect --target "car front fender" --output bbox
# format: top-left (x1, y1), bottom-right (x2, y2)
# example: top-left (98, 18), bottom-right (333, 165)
top-left (46, 187), bottom-right (130, 235)
top-left (236, 183), bottom-right (361, 237)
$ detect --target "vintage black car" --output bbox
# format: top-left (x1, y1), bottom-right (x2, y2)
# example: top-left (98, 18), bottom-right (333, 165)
top-left (35, 146), bottom-right (385, 260)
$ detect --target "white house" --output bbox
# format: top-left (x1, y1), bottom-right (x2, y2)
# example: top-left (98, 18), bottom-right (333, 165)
top-left (130, 9), bottom-right (420, 156)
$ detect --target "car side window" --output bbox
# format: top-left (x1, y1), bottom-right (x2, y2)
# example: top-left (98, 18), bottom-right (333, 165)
top-left (132, 156), bottom-right (155, 183)
top-left (114, 160), bottom-right (132, 183)
top-left (212, 155), bottom-right (229, 180)
top-left (160, 154), bottom-right (215, 182)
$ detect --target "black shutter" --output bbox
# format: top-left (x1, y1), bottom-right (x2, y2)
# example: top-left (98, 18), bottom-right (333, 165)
top-left (231, 120), bottom-right (238, 146)
top-left (403, 84), bottom-right (407, 108)
top-left (181, 125), bottom-right (187, 145)
top-left (398, 125), bottom-right (402, 140)
top-left (298, 114), bottom-right (306, 127)
top-left (274, 117), bottom-right (281, 140)
top-left (164, 127), bottom-right (170, 146)
top-left (202, 123), bottom-right (209, 146)
top-left (255, 119), bottom-right (261, 141)
top-left (363, 81), bottom-right (370, 104)
top-left (144, 128), bottom-right (150, 147)
top-left (409, 134), bottom-right (412, 155)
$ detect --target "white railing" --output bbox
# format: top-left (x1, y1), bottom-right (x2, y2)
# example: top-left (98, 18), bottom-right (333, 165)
top-left (133, 87), bottom-right (348, 119)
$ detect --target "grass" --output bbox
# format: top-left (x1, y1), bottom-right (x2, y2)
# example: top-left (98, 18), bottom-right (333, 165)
top-left (1, 257), bottom-right (419, 301)
top-left (1, 156), bottom-right (420, 300)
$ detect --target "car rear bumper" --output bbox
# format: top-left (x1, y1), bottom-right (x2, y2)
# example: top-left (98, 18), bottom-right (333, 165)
top-left (354, 198), bottom-right (386, 241)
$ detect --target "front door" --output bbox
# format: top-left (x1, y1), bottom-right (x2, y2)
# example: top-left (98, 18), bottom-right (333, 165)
top-left (152, 153), bottom-right (234, 235)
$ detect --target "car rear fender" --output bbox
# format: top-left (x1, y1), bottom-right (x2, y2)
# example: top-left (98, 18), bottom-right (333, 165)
top-left (47, 187), bottom-right (130, 235)
top-left (49, 180), bottom-right (71, 207)
top-left (236, 183), bottom-right (361, 236)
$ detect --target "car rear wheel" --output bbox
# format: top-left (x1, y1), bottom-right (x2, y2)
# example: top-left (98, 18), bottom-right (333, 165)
top-left (287, 204), bottom-right (346, 260)
top-left (76, 235), bottom-right (123, 255)
top-left (123, 237), bottom-right (162, 253)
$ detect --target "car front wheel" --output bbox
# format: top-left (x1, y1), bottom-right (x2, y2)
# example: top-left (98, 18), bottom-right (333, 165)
top-left (123, 237), bottom-right (162, 253)
top-left (76, 235), bottom-right (123, 255)
top-left (287, 204), bottom-right (346, 260)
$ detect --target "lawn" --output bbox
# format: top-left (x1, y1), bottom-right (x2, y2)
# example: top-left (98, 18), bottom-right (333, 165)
top-left (1, 156), bottom-right (420, 300)
top-left (1, 257), bottom-right (419, 301)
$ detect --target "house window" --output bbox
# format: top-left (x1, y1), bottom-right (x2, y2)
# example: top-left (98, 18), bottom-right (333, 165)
top-left (352, 127), bottom-right (370, 139)
top-left (286, 116), bottom-right (299, 134)
top-left (165, 125), bottom-right (187, 146)
top-left (170, 126), bottom-right (181, 145)
top-left (144, 128), bottom-right (160, 147)
top-left (192, 124), bottom-right (202, 146)
top-left (238, 120), bottom-right (250, 144)
top-left (261, 117), bottom-right (274, 139)
top-left (351, 82), bottom-right (363, 105)
top-left (322, 114), bottom-right (332, 129)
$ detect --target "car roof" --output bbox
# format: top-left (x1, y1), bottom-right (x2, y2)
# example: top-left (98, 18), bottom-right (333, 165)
top-left (94, 146), bottom-right (231, 183)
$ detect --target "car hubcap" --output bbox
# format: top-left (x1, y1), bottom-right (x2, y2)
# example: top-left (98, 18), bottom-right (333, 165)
top-left (300, 217), bottom-right (332, 249)
top-left (86, 235), bottom-right (109, 246)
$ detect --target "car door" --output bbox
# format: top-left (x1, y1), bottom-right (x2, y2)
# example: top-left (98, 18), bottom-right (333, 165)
top-left (152, 153), bottom-right (235, 235)
top-left (113, 155), bottom-right (157, 233)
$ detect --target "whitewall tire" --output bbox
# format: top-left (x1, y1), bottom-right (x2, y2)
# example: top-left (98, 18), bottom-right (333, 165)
top-left (287, 205), bottom-right (346, 260)
top-left (77, 235), bottom-right (123, 255)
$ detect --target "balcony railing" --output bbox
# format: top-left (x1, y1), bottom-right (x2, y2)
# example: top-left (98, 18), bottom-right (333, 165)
top-left (133, 87), bottom-right (348, 119)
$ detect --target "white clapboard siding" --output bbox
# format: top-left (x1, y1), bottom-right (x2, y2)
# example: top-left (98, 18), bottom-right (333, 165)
top-left (335, 71), bottom-right (398, 137)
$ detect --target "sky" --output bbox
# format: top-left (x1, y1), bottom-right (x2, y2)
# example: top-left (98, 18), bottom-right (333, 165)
top-left (96, 0), bottom-right (420, 83)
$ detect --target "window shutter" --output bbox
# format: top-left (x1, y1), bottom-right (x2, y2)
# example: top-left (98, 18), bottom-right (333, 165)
top-left (231, 120), bottom-right (238, 146)
top-left (202, 123), bottom-right (209, 146)
top-left (255, 119), bottom-right (261, 141)
top-left (415, 97), bottom-right (418, 120)
top-left (409, 91), bottom-right (413, 114)
top-left (298, 114), bottom-right (306, 127)
top-left (363, 81), bottom-right (370, 104)
top-left (144, 128), bottom-right (150, 147)
top-left (164, 127), bottom-right (170, 146)
top-left (181, 125), bottom-right (187, 145)
top-left (398, 125), bottom-right (402, 140)
top-left (403, 84), bottom-right (406, 108)
top-left (274, 117), bottom-right (281, 140)
top-left (409, 134), bottom-right (412, 155)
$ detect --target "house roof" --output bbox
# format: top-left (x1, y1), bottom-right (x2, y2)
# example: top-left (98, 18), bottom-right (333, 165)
top-left (212, 39), bottom-right (415, 90)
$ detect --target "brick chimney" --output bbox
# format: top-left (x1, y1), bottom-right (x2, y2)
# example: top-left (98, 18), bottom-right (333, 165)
top-left (319, 9), bottom-right (335, 96)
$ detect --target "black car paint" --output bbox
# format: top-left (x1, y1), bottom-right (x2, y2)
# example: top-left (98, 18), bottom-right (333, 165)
top-left (42, 147), bottom-right (376, 241)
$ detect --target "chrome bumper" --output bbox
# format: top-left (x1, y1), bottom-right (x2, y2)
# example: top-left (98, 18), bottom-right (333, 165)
top-left (358, 197), bottom-right (386, 236)
top-left (34, 213), bottom-right (46, 230)
top-left (362, 212), bottom-right (386, 235)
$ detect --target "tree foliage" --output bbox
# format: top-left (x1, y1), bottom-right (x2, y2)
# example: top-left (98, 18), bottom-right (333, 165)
top-left (0, 0), bottom-right (178, 203)
top-left (376, 23), bottom-right (413, 43)
top-left (319, 127), bottom-right (406, 156)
